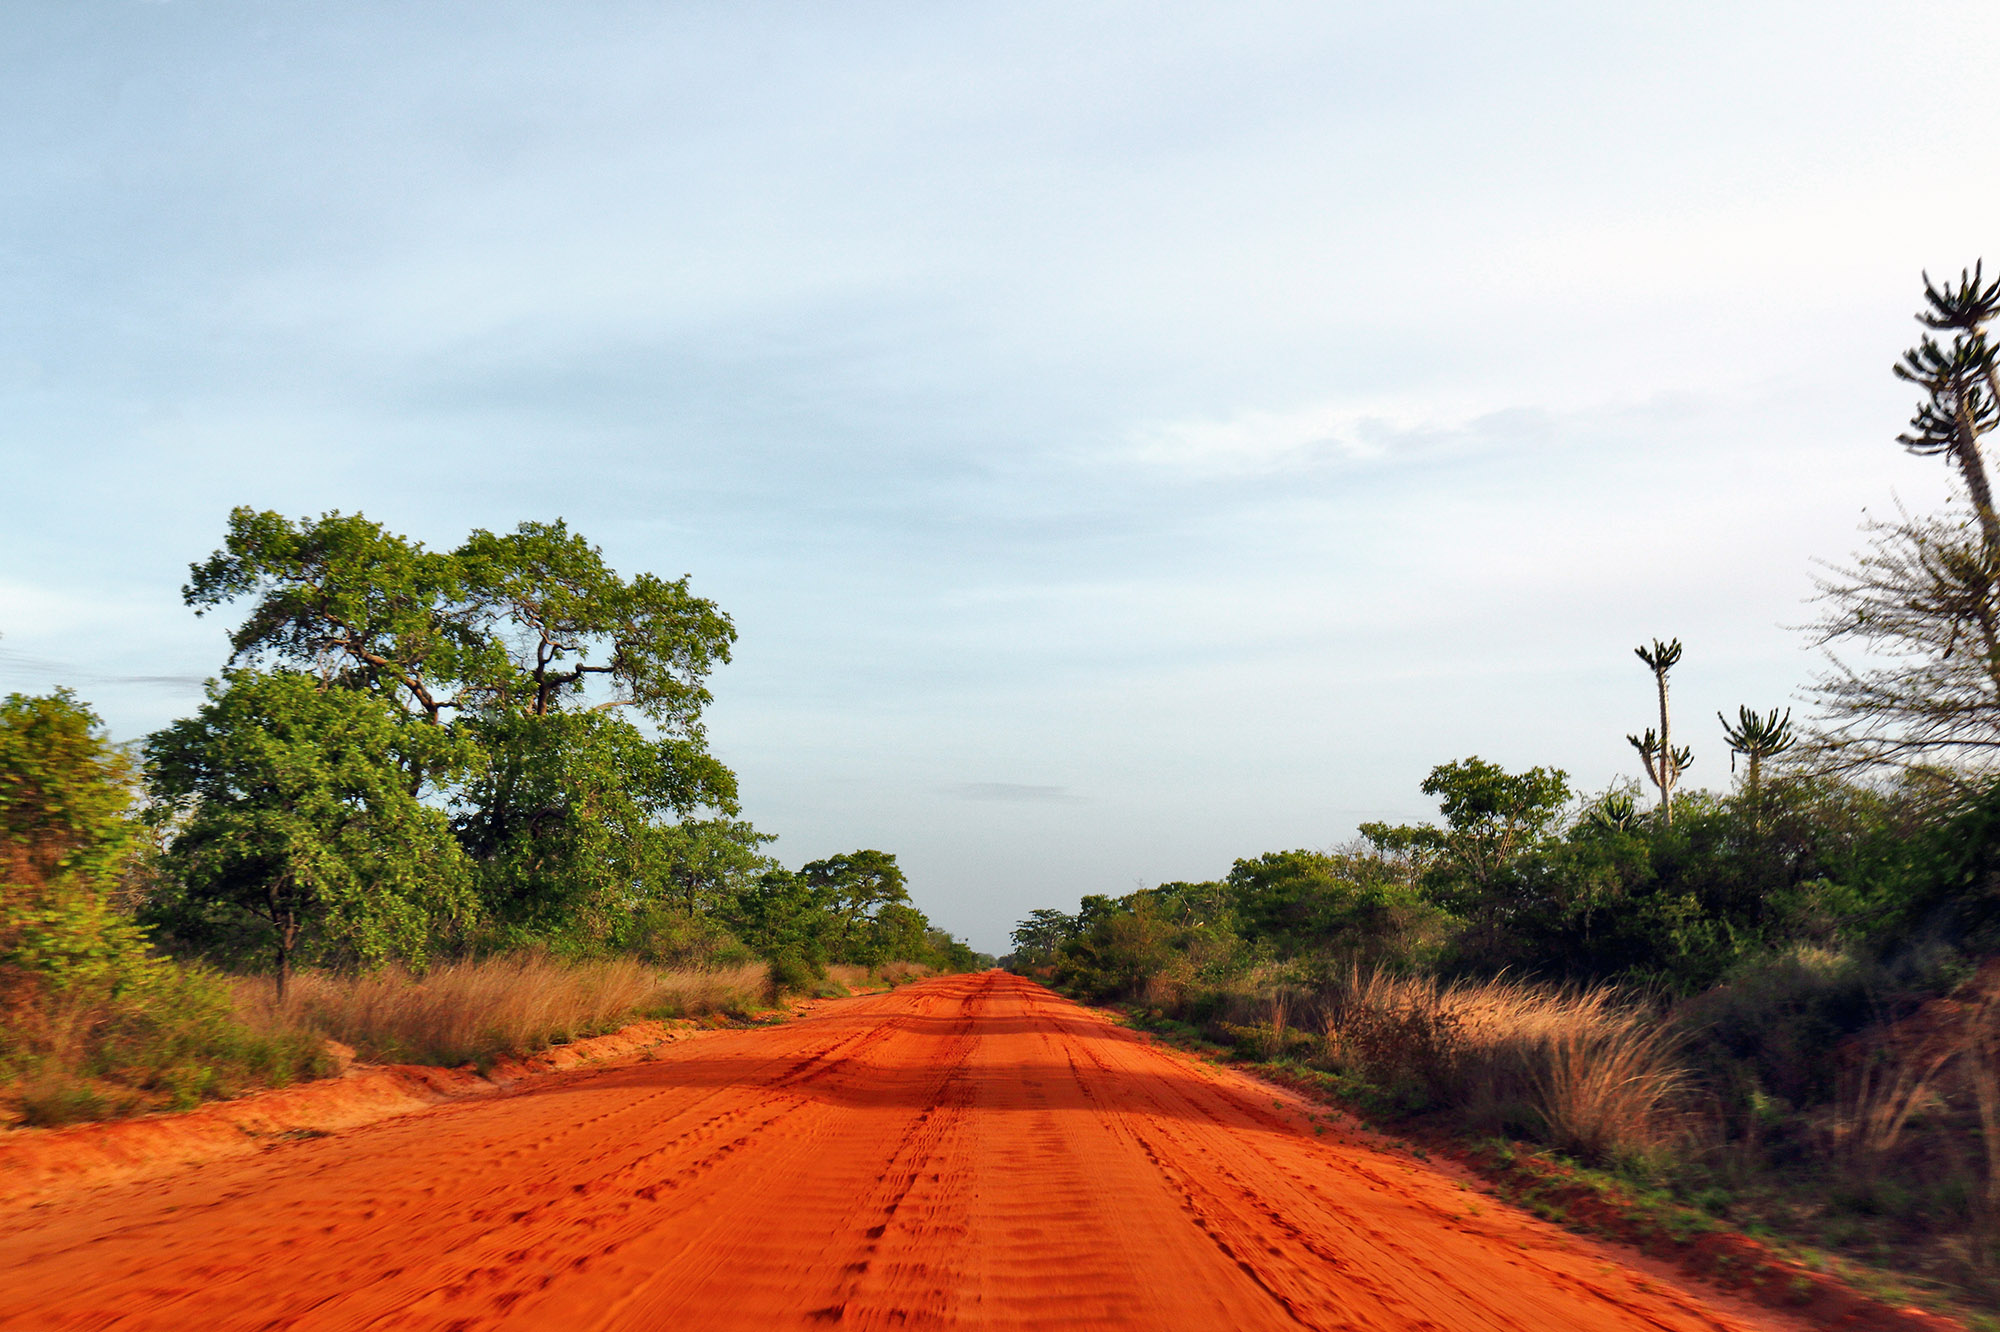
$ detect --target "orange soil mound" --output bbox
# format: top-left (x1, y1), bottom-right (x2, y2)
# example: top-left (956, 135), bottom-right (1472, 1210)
top-left (0, 973), bottom-right (1873, 1330)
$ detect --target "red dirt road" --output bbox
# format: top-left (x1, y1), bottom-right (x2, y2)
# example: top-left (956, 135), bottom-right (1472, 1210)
top-left (1, 972), bottom-right (1793, 1331)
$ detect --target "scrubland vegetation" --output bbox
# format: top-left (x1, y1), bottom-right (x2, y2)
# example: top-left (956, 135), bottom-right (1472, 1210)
top-left (1008, 264), bottom-right (2000, 1315)
top-left (2, 516), bottom-right (984, 1128)
top-left (1010, 763), bottom-right (2000, 1310)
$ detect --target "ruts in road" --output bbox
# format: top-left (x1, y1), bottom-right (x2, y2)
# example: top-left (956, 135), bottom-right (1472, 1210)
top-left (0, 971), bottom-right (1799, 1330)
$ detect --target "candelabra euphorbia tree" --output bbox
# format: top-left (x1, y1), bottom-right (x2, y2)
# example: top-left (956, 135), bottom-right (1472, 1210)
top-left (1628, 638), bottom-right (1691, 828)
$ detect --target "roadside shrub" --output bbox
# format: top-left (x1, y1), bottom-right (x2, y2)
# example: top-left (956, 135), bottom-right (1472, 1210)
top-left (624, 906), bottom-right (756, 969)
top-left (1322, 972), bottom-right (1467, 1097)
top-left (1676, 946), bottom-right (1886, 1113)
top-left (764, 952), bottom-right (821, 997)
top-left (16, 1075), bottom-right (117, 1127)
top-left (1320, 969), bottom-right (1688, 1163)
top-left (1, 935), bottom-right (328, 1127)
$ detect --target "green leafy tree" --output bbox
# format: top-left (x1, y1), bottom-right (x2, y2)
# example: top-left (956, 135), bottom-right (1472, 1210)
top-left (726, 867), bottom-right (838, 971)
top-left (1, 690), bottom-right (153, 998)
top-left (1361, 757), bottom-right (1570, 955)
top-left (1, 689), bottom-right (136, 892)
top-left (186, 509), bottom-right (736, 735)
top-left (1009, 907), bottom-right (1079, 966)
top-left (1362, 758), bottom-right (1571, 900)
top-left (454, 520), bottom-right (734, 726)
top-left (866, 902), bottom-right (931, 964)
top-left (656, 817), bottom-right (777, 917)
top-left (147, 671), bottom-right (477, 996)
top-left (1222, 849), bottom-right (1445, 967)
top-left (184, 510), bottom-right (480, 727)
top-left (451, 708), bottom-right (742, 944)
top-left (800, 850), bottom-right (911, 963)
top-left (1049, 893), bottom-right (1185, 1002)
top-left (178, 508), bottom-right (744, 949)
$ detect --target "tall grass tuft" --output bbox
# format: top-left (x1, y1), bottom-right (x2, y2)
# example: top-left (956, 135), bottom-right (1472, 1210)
top-left (235, 954), bottom-right (772, 1068)
top-left (1320, 969), bottom-right (1688, 1163)
top-left (823, 962), bottom-right (933, 991)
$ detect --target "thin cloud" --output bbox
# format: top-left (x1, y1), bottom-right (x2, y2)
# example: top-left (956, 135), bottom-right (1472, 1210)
top-left (948, 782), bottom-right (1085, 804)
top-left (1121, 400), bottom-right (1476, 477)
top-left (0, 647), bottom-right (206, 692)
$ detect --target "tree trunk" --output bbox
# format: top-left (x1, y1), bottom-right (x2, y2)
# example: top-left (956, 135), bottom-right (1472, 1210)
top-left (269, 880), bottom-right (297, 1004)
top-left (1965, 996), bottom-right (2000, 1214)
top-left (1954, 403), bottom-right (2000, 554)
top-left (1979, 363), bottom-right (2000, 553)
top-left (1656, 668), bottom-right (1675, 829)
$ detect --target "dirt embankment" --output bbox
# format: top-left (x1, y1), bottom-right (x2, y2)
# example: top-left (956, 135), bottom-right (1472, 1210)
top-left (0, 1017), bottom-right (705, 1211)
top-left (0, 973), bottom-right (1922, 1330)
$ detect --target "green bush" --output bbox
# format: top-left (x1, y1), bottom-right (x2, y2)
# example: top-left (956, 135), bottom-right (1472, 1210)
top-left (764, 951), bottom-right (822, 996)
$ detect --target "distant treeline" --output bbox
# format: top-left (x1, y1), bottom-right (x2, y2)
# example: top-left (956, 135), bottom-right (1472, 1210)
top-left (1006, 756), bottom-right (1998, 999)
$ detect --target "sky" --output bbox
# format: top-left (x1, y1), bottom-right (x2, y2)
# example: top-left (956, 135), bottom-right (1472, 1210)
top-left (2, 2), bottom-right (1996, 953)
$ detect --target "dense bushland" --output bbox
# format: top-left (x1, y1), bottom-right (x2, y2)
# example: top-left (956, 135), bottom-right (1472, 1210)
top-left (1, 513), bottom-right (986, 1125)
top-left (1008, 760), bottom-right (2000, 1304)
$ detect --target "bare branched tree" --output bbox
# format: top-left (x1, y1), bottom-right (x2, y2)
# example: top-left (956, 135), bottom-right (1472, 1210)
top-left (1810, 502), bottom-right (2000, 770)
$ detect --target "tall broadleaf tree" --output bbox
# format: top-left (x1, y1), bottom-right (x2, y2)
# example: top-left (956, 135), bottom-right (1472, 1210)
top-left (184, 510), bottom-right (481, 729)
top-left (169, 509), bottom-right (750, 951)
top-left (799, 850), bottom-right (912, 964)
top-left (146, 670), bottom-right (478, 996)
top-left (1360, 756), bottom-right (1571, 948)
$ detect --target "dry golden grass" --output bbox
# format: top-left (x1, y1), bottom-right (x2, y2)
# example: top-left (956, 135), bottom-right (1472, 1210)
top-left (233, 955), bottom-right (771, 1069)
top-left (1319, 970), bottom-right (1687, 1162)
top-left (821, 961), bottom-right (934, 991)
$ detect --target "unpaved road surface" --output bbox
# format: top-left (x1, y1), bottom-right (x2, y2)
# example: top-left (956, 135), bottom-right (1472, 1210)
top-left (1, 972), bottom-right (1789, 1331)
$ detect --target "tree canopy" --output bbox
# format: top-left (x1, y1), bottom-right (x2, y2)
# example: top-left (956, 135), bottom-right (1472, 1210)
top-left (147, 670), bottom-right (476, 994)
top-left (139, 509), bottom-right (971, 981)
top-left (185, 508), bottom-right (737, 734)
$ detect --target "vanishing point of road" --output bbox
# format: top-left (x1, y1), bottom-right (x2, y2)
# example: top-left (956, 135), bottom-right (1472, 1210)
top-left (0, 972), bottom-right (1795, 1330)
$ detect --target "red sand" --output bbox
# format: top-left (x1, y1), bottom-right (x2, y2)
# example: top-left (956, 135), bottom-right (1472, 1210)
top-left (0, 972), bottom-right (1824, 1330)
